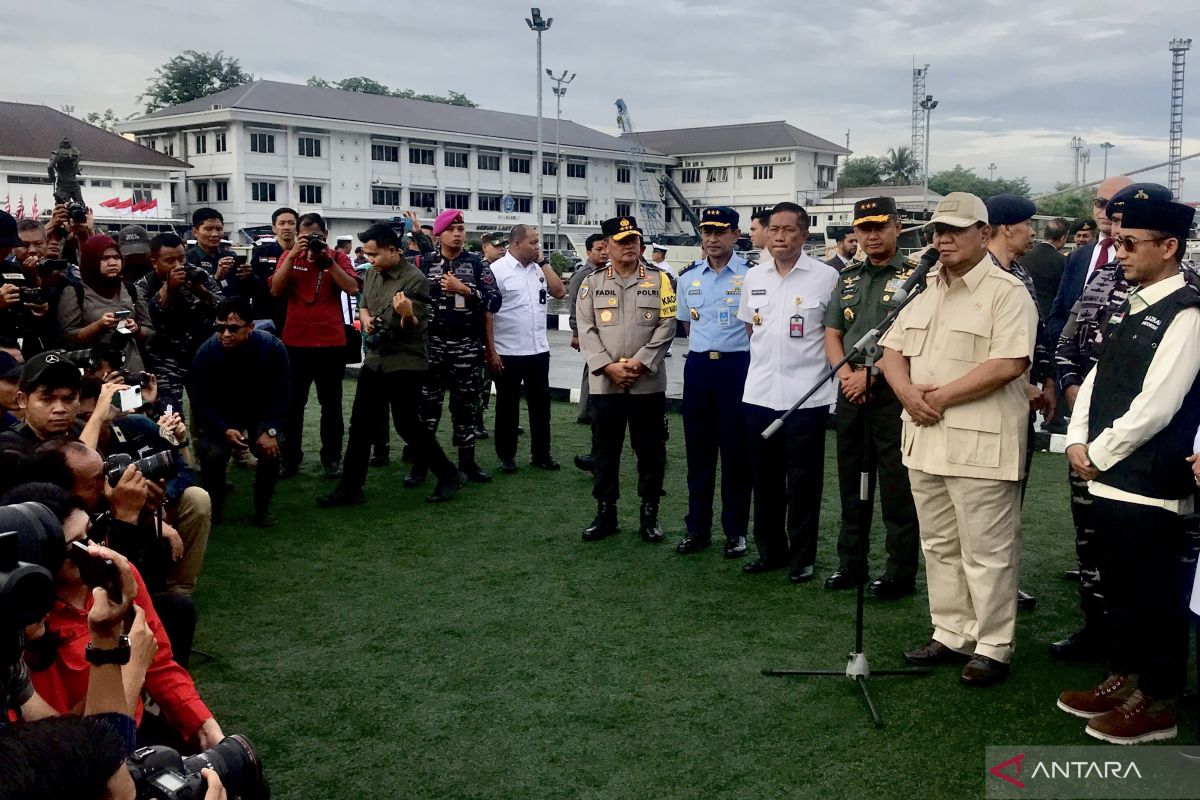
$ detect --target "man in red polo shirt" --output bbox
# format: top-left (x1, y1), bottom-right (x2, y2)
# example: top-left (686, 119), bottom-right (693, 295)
top-left (269, 212), bottom-right (361, 478)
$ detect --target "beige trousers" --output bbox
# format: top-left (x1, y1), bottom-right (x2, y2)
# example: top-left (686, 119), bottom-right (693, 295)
top-left (909, 469), bottom-right (1022, 663)
top-left (166, 486), bottom-right (211, 595)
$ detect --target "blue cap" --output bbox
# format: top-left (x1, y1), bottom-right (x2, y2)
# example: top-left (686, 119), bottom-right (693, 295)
top-left (1105, 183), bottom-right (1171, 218)
top-left (698, 206), bottom-right (739, 229)
top-left (985, 194), bottom-right (1037, 226)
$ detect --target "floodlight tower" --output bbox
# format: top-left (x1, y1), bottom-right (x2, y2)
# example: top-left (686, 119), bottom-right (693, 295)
top-left (911, 64), bottom-right (929, 175)
top-left (1168, 38), bottom-right (1191, 200)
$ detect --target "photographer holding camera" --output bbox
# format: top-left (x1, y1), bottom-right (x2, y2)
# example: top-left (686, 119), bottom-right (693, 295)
top-left (188, 298), bottom-right (290, 527)
top-left (269, 212), bottom-right (359, 479)
top-left (57, 235), bottom-right (152, 374)
top-left (136, 233), bottom-right (222, 413)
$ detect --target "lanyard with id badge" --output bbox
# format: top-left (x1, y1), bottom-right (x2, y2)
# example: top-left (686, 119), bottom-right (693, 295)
top-left (789, 296), bottom-right (805, 338)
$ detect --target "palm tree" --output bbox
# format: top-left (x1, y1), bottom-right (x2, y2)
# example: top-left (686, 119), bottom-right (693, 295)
top-left (882, 146), bottom-right (921, 186)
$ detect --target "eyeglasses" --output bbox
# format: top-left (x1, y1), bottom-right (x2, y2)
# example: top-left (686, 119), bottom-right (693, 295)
top-left (1114, 235), bottom-right (1169, 252)
top-left (1093, 198), bottom-right (1109, 208)
top-left (215, 323), bottom-right (248, 334)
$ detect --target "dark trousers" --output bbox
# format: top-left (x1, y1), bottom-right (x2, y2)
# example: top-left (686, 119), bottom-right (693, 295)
top-left (745, 404), bottom-right (826, 571)
top-left (833, 380), bottom-right (920, 582)
top-left (418, 336), bottom-right (483, 450)
top-left (1069, 465), bottom-right (1107, 629)
top-left (283, 345), bottom-right (345, 469)
top-left (591, 392), bottom-right (666, 504)
top-left (577, 364), bottom-right (592, 422)
top-left (1094, 497), bottom-right (1192, 698)
top-left (494, 351), bottom-right (552, 462)
top-left (340, 366), bottom-right (456, 492)
top-left (196, 427), bottom-right (281, 519)
top-left (681, 352), bottom-right (750, 540)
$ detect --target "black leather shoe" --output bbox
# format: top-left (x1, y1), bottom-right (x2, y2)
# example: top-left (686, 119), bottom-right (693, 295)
top-left (960, 654), bottom-right (1010, 687)
top-left (316, 487), bottom-right (366, 508)
top-left (743, 559), bottom-right (786, 574)
top-left (403, 465), bottom-right (427, 488)
top-left (1062, 569), bottom-right (1081, 581)
top-left (458, 448), bottom-right (492, 483)
top-left (583, 502), bottom-right (619, 541)
top-left (825, 569), bottom-right (864, 591)
top-left (573, 454), bottom-right (595, 472)
top-left (532, 456), bottom-right (561, 471)
top-left (426, 471), bottom-right (467, 503)
top-left (369, 448), bottom-right (390, 468)
top-left (473, 425), bottom-right (489, 440)
top-left (638, 503), bottom-right (663, 543)
top-left (1017, 589), bottom-right (1037, 610)
top-left (322, 461), bottom-right (343, 479)
top-left (676, 534), bottom-right (711, 554)
top-left (1049, 627), bottom-right (1106, 662)
top-left (870, 577), bottom-right (916, 600)
top-left (788, 565), bottom-right (815, 584)
top-left (498, 459), bottom-right (518, 474)
top-left (723, 536), bottom-right (748, 558)
top-left (903, 639), bottom-right (971, 666)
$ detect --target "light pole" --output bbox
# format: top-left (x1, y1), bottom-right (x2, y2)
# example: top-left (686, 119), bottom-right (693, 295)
top-left (1099, 141), bottom-right (1115, 178)
top-left (919, 94), bottom-right (938, 212)
top-left (1080, 148), bottom-right (1091, 184)
top-left (547, 68), bottom-right (575, 252)
top-left (988, 162), bottom-right (997, 181)
top-left (526, 8), bottom-right (552, 243)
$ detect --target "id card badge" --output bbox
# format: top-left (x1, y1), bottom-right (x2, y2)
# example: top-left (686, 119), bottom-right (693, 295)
top-left (789, 315), bottom-right (805, 338)
top-left (717, 308), bottom-right (731, 328)
top-left (454, 293), bottom-right (466, 310)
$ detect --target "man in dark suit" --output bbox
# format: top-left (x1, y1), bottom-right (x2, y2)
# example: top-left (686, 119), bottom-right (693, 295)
top-left (1047, 176), bottom-right (1132, 345)
top-left (824, 226), bottom-right (858, 269)
top-left (1021, 218), bottom-right (1069, 319)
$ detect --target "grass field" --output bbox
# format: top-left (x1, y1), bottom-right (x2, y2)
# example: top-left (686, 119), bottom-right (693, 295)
top-left (191, 384), bottom-right (1197, 799)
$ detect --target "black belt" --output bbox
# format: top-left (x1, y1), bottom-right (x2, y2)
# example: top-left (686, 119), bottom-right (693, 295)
top-left (689, 350), bottom-right (749, 361)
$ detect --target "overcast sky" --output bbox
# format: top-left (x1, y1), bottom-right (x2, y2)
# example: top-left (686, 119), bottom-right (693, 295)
top-left (8, 0), bottom-right (1199, 196)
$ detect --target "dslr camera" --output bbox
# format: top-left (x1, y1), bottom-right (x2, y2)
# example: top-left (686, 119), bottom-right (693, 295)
top-left (18, 286), bottom-right (46, 305)
top-left (0, 502), bottom-right (64, 671)
top-left (185, 265), bottom-right (209, 284)
top-left (104, 450), bottom-right (176, 487)
top-left (304, 232), bottom-right (327, 256)
top-left (363, 313), bottom-right (393, 352)
top-left (66, 201), bottom-right (88, 225)
top-left (62, 346), bottom-right (126, 372)
top-left (126, 734), bottom-right (270, 800)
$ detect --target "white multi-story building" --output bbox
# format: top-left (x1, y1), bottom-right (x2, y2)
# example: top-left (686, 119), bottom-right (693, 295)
top-left (0, 102), bottom-right (188, 230)
top-left (635, 121), bottom-right (851, 237)
top-left (116, 80), bottom-right (674, 249)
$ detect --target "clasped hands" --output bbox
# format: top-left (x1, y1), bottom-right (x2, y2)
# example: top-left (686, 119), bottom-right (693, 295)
top-left (896, 383), bottom-right (945, 427)
top-left (604, 358), bottom-right (644, 389)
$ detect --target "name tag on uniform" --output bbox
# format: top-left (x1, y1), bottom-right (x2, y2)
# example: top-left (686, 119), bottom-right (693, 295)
top-left (718, 308), bottom-right (731, 328)
top-left (789, 315), bottom-right (804, 338)
top-left (751, 288), bottom-right (767, 296)
top-left (454, 294), bottom-right (466, 309)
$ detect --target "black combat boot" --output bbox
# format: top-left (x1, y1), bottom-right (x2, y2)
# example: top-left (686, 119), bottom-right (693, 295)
top-left (638, 502), bottom-right (663, 543)
top-left (458, 446), bottom-right (492, 483)
top-left (403, 463), bottom-right (428, 488)
top-left (582, 502), bottom-right (619, 541)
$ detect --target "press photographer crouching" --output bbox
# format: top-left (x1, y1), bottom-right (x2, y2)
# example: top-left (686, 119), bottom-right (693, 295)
top-left (188, 297), bottom-right (290, 528)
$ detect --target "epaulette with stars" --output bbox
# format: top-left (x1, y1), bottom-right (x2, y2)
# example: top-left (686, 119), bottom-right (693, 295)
top-left (678, 260), bottom-right (703, 277)
top-left (841, 259), bottom-right (865, 274)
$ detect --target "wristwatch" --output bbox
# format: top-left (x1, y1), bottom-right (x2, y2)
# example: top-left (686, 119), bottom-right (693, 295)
top-left (85, 636), bottom-right (132, 666)
top-left (266, 428), bottom-right (278, 438)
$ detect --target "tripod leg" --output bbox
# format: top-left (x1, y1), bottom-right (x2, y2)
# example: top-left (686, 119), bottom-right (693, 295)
top-left (856, 676), bottom-right (884, 728)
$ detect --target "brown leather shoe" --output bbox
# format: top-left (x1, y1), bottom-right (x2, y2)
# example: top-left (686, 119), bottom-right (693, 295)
top-left (1085, 690), bottom-right (1177, 744)
top-left (903, 639), bottom-right (971, 666)
top-left (1057, 674), bottom-right (1136, 719)
top-left (959, 654), bottom-right (1010, 687)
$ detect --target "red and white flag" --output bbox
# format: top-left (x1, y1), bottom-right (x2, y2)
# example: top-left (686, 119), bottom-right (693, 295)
top-left (30, 195), bottom-right (38, 219)
top-left (142, 198), bottom-right (158, 217)
top-left (98, 197), bottom-right (121, 209)
top-left (14, 196), bottom-right (23, 220)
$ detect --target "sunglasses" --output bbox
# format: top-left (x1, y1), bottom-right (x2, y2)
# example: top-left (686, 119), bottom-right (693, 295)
top-left (215, 322), bottom-right (248, 334)
top-left (1114, 235), bottom-right (1169, 252)
top-left (1093, 198), bottom-right (1109, 208)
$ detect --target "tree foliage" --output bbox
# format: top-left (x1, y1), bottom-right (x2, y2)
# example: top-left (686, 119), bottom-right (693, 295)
top-left (81, 109), bottom-right (120, 132)
top-left (1035, 183), bottom-right (1094, 220)
top-left (140, 50), bottom-right (252, 113)
top-left (882, 145), bottom-right (921, 186)
top-left (307, 75), bottom-right (477, 107)
top-left (928, 164), bottom-right (1032, 199)
top-left (838, 156), bottom-right (885, 189)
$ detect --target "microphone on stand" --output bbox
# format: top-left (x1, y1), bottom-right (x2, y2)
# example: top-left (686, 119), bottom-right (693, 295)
top-left (892, 246), bottom-right (940, 304)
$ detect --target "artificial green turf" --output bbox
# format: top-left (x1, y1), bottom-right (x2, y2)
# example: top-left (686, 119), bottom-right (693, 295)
top-left (191, 384), bottom-right (1196, 799)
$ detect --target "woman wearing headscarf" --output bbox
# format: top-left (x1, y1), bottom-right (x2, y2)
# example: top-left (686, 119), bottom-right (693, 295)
top-left (56, 234), bottom-right (152, 372)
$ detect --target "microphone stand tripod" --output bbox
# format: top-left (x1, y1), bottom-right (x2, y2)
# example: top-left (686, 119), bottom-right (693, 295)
top-left (760, 282), bottom-right (930, 728)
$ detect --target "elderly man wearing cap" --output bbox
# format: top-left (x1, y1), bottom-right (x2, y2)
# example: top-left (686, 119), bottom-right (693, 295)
top-left (1057, 194), bottom-right (1200, 744)
top-left (878, 192), bottom-right (1038, 686)
top-left (577, 215), bottom-right (676, 543)
top-left (824, 226), bottom-right (859, 270)
top-left (404, 210), bottom-right (502, 487)
top-left (673, 207), bottom-right (752, 558)
top-left (1051, 183), bottom-right (1177, 661)
top-left (822, 197), bottom-right (921, 599)
top-left (648, 243), bottom-right (676, 281)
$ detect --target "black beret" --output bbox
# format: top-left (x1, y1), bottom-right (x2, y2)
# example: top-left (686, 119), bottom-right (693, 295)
top-left (1105, 183), bottom-right (1171, 218)
top-left (985, 194), bottom-right (1037, 226)
top-left (1120, 193), bottom-right (1196, 240)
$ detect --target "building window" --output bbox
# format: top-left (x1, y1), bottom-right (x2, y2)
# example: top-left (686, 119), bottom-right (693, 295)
top-left (753, 165), bottom-right (774, 180)
top-left (298, 184), bottom-right (323, 204)
top-left (146, 139), bottom-right (157, 151)
top-left (127, 182), bottom-right (160, 204)
top-left (214, 132), bottom-right (227, 152)
top-left (372, 188), bottom-right (401, 206)
top-left (752, 205), bottom-right (773, 216)
top-left (194, 135), bottom-right (207, 155)
top-left (371, 144), bottom-right (399, 162)
top-left (478, 193), bottom-right (501, 211)
top-left (567, 200), bottom-right (587, 217)
top-left (445, 151), bottom-right (469, 169)
top-left (707, 167), bottom-right (728, 182)
top-left (410, 189), bottom-right (436, 208)
top-left (566, 162), bottom-right (587, 179)
top-left (616, 167), bottom-right (631, 184)
top-left (409, 147), bottom-right (434, 165)
top-left (163, 140), bottom-right (175, 157)
top-left (5, 175), bottom-right (52, 185)
top-left (542, 198), bottom-right (557, 215)
top-left (679, 168), bottom-right (701, 184)
top-left (512, 196), bottom-right (532, 213)
top-left (194, 181), bottom-right (209, 202)
top-left (509, 156), bottom-right (531, 174)
top-left (616, 202), bottom-right (632, 217)
top-left (215, 181), bottom-right (228, 202)
top-left (251, 181), bottom-right (277, 203)
top-left (250, 132), bottom-right (276, 153)
top-left (90, 179), bottom-right (112, 187)
top-left (543, 160), bottom-right (557, 176)
top-left (478, 153), bottom-right (501, 171)
top-left (297, 136), bottom-right (322, 158)
top-left (445, 192), bottom-right (471, 210)
top-left (170, 184), bottom-right (176, 204)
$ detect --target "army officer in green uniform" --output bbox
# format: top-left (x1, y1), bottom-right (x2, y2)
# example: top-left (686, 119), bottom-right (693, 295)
top-left (822, 196), bottom-right (921, 599)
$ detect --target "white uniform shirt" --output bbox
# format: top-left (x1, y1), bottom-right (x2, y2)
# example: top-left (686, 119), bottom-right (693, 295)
top-left (737, 253), bottom-right (838, 411)
top-left (489, 252), bottom-right (550, 356)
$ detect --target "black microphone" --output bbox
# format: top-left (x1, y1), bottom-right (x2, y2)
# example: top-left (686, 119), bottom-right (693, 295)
top-left (892, 246), bottom-right (939, 304)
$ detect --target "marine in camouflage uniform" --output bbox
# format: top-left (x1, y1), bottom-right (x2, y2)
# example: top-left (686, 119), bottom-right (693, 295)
top-left (405, 222), bottom-right (502, 486)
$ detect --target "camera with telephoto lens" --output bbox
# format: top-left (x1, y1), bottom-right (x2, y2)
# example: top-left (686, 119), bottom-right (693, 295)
top-left (104, 450), bottom-right (176, 487)
top-left (0, 502), bottom-right (64, 674)
top-left (61, 347), bottom-right (126, 372)
top-left (18, 286), bottom-right (46, 305)
top-left (125, 734), bottom-right (270, 800)
top-left (66, 201), bottom-right (88, 225)
top-left (185, 265), bottom-right (209, 284)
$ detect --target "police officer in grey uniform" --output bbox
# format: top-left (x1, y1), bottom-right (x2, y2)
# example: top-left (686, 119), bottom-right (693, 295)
top-left (577, 216), bottom-right (677, 543)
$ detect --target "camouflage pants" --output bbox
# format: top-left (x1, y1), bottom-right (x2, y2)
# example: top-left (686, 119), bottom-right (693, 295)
top-left (418, 335), bottom-right (484, 449)
top-left (1069, 465), bottom-right (1106, 627)
top-left (146, 355), bottom-right (187, 418)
